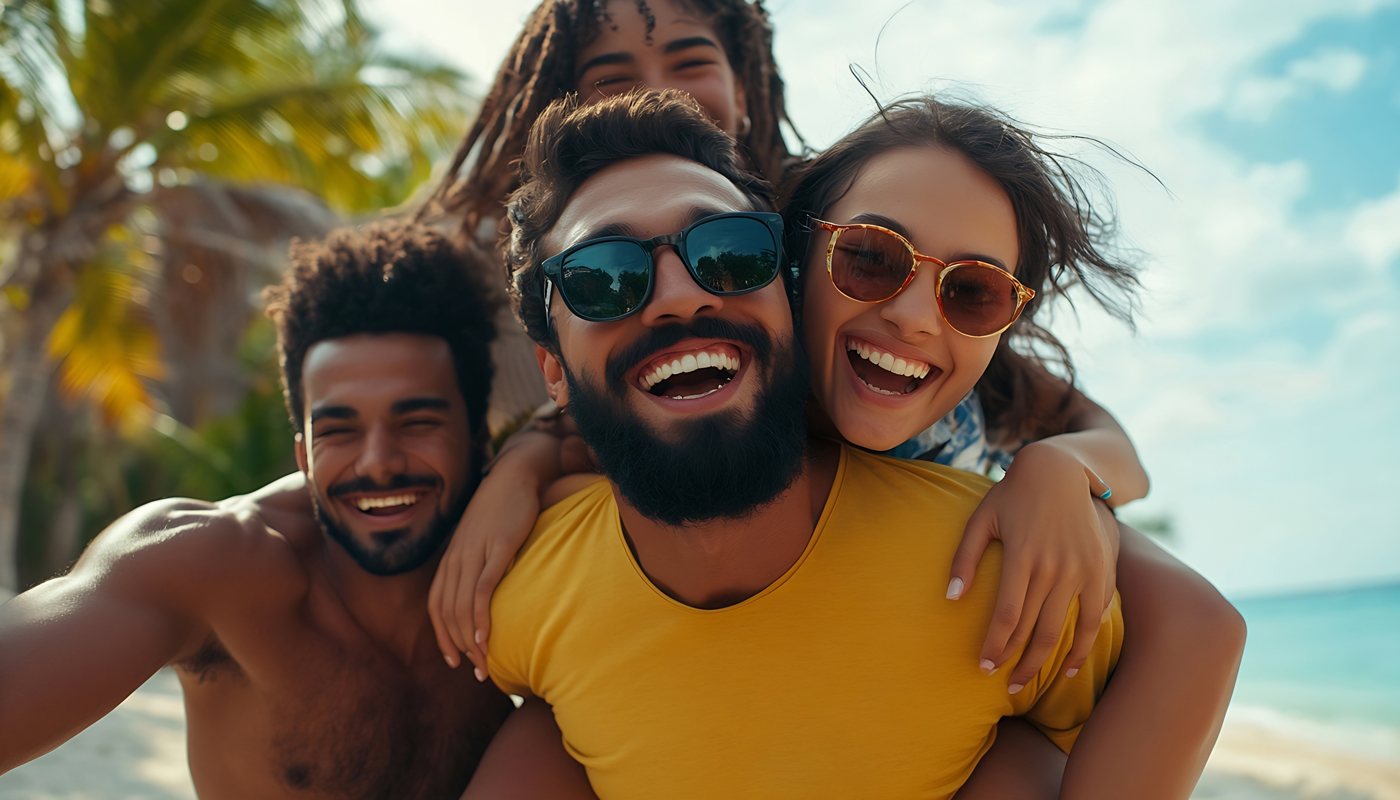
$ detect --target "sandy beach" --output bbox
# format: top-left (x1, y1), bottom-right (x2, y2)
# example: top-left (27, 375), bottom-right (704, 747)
top-left (0, 663), bottom-right (1395, 800)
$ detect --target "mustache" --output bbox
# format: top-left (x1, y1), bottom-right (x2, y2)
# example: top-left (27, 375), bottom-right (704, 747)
top-left (603, 317), bottom-right (776, 391)
top-left (326, 473), bottom-right (439, 498)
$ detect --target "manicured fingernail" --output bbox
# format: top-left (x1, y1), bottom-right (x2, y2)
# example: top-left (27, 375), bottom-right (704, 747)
top-left (475, 629), bottom-right (486, 644)
top-left (980, 659), bottom-right (997, 675)
top-left (1008, 683), bottom-right (1024, 695)
top-left (473, 667), bottom-right (486, 682)
top-left (1065, 668), bottom-right (1079, 678)
top-left (946, 578), bottom-right (964, 600)
top-left (444, 655), bottom-right (456, 668)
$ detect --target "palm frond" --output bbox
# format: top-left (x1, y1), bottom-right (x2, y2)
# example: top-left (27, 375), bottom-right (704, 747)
top-left (46, 226), bottom-right (163, 424)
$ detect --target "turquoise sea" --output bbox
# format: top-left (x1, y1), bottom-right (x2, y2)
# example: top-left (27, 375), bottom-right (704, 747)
top-left (1224, 581), bottom-right (1400, 758)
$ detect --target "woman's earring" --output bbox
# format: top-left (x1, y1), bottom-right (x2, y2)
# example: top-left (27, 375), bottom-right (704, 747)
top-left (738, 115), bottom-right (752, 137)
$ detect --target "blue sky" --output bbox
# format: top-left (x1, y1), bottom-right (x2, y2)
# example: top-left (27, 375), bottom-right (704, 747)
top-left (368, 0), bottom-right (1400, 597)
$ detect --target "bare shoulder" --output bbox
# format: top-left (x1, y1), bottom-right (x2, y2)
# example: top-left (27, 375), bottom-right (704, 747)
top-left (71, 489), bottom-right (305, 604)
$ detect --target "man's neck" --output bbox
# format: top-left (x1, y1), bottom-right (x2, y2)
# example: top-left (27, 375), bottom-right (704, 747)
top-left (615, 439), bottom-right (841, 609)
top-left (319, 545), bottom-right (436, 664)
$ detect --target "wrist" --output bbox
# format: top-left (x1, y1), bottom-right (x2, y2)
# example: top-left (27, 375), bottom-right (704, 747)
top-left (1006, 440), bottom-right (1096, 495)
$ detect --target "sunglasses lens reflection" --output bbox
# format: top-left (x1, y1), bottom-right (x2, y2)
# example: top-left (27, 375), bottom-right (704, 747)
top-left (685, 216), bottom-right (780, 294)
top-left (559, 240), bottom-right (652, 320)
top-left (939, 264), bottom-right (1020, 336)
top-left (829, 227), bottom-right (913, 301)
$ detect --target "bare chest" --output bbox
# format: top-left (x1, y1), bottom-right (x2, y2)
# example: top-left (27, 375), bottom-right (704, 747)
top-left (175, 615), bottom-right (511, 799)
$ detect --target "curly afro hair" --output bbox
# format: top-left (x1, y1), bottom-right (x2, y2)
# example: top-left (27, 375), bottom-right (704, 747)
top-left (264, 221), bottom-right (499, 435)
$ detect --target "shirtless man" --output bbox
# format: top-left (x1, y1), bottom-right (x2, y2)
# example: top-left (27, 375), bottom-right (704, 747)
top-left (0, 222), bottom-right (514, 798)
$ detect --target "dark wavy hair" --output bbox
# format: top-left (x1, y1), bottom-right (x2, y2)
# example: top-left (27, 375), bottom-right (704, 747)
top-left (504, 89), bottom-right (773, 345)
top-left (780, 95), bottom-right (1144, 443)
top-left (264, 221), bottom-right (499, 435)
top-left (424, 0), bottom-right (802, 240)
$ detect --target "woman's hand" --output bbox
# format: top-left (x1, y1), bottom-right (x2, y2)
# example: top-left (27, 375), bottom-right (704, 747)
top-left (947, 440), bottom-right (1119, 693)
top-left (429, 431), bottom-right (562, 678)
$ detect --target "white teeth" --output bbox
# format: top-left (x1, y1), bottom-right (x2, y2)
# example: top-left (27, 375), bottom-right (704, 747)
top-left (846, 338), bottom-right (932, 379)
top-left (355, 494), bottom-right (419, 511)
top-left (638, 349), bottom-right (742, 391)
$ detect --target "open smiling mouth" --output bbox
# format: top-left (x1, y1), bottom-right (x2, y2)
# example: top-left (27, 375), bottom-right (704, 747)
top-left (345, 492), bottom-right (426, 517)
top-left (637, 344), bottom-right (742, 400)
top-left (845, 337), bottom-right (940, 396)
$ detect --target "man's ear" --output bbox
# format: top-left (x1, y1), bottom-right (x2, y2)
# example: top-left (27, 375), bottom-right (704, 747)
top-left (536, 344), bottom-right (570, 408)
top-left (294, 431), bottom-right (310, 476)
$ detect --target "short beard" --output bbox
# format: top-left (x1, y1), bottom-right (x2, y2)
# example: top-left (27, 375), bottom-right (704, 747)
top-left (562, 317), bottom-right (810, 528)
top-left (312, 482), bottom-right (471, 577)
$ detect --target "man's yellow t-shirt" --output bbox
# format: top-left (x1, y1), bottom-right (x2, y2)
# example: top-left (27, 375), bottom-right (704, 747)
top-left (487, 444), bottom-right (1123, 800)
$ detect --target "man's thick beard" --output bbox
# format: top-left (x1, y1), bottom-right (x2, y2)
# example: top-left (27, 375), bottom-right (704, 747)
top-left (313, 488), bottom-right (470, 577)
top-left (563, 318), bottom-right (811, 528)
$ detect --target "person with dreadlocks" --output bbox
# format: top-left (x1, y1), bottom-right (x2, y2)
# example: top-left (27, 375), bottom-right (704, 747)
top-left (427, 0), bottom-right (799, 242)
top-left (430, 0), bottom-right (1153, 709)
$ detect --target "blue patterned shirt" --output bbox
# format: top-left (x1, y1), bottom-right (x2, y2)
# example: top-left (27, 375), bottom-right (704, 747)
top-left (883, 389), bottom-right (1018, 474)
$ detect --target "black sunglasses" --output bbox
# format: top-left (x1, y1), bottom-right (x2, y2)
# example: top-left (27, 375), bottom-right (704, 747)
top-left (541, 212), bottom-right (784, 325)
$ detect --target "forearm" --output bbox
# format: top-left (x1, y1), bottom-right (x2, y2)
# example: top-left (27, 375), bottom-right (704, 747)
top-left (0, 577), bottom-right (188, 770)
top-left (485, 430), bottom-right (567, 504)
top-left (1059, 522), bottom-right (1245, 799)
top-left (1028, 397), bottom-right (1148, 507)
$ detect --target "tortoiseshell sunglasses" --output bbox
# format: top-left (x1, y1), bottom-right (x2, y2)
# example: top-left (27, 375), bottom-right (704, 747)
top-left (813, 219), bottom-right (1035, 338)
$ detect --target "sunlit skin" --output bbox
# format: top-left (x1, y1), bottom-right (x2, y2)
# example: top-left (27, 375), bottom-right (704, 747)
top-left (576, 0), bottom-right (747, 135)
top-left (537, 154), bottom-right (788, 445)
top-left (0, 331), bottom-right (512, 799)
top-left (803, 145), bottom-right (1020, 452)
top-left (297, 333), bottom-right (473, 566)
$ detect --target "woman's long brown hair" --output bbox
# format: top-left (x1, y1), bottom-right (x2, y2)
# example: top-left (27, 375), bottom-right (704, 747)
top-left (780, 96), bottom-right (1149, 445)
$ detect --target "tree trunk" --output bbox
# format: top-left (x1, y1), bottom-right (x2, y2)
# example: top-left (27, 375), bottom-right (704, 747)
top-left (0, 272), bottom-right (72, 592)
top-left (41, 403), bottom-right (83, 579)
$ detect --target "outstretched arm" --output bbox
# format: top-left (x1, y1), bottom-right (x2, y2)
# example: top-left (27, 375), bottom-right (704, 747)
top-left (0, 500), bottom-right (222, 772)
top-left (1060, 515), bottom-right (1245, 799)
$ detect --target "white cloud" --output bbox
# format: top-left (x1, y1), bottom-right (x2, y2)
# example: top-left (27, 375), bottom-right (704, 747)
top-left (1226, 47), bottom-right (1368, 122)
top-left (1348, 173), bottom-right (1400, 270)
top-left (1289, 46), bottom-right (1369, 91)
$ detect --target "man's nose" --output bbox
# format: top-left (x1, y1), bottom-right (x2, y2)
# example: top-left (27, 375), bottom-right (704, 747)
top-left (638, 245), bottom-right (720, 326)
top-left (356, 423), bottom-right (407, 484)
top-left (879, 266), bottom-right (945, 339)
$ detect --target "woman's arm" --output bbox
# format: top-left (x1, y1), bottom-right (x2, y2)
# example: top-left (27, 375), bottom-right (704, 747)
top-left (1060, 513), bottom-right (1246, 799)
top-left (1035, 387), bottom-right (1150, 507)
top-left (949, 379), bottom-right (1149, 691)
top-left (429, 413), bottom-right (597, 677)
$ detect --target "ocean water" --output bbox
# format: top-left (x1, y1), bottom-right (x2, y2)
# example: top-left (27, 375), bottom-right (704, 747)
top-left (1226, 581), bottom-right (1400, 759)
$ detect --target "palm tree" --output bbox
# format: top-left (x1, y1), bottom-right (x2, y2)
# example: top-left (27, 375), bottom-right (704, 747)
top-left (0, 0), bottom-right (474, 590)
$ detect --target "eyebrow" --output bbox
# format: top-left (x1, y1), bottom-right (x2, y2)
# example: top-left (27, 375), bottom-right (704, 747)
top-left (578, 207), bottom-right (734, 244)
top-left (309, 405), bottom-right (356, 424)
top-left (391, 397), bottom-right (451, 415)
top-left (847, 213), bottom-right (1010, 271)
top-left (578, 36), bottom-right (721, 75)
top-left (308, 397), bottom-right (450, 423)
top-left (664, 36), bottom-right (721, 55)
